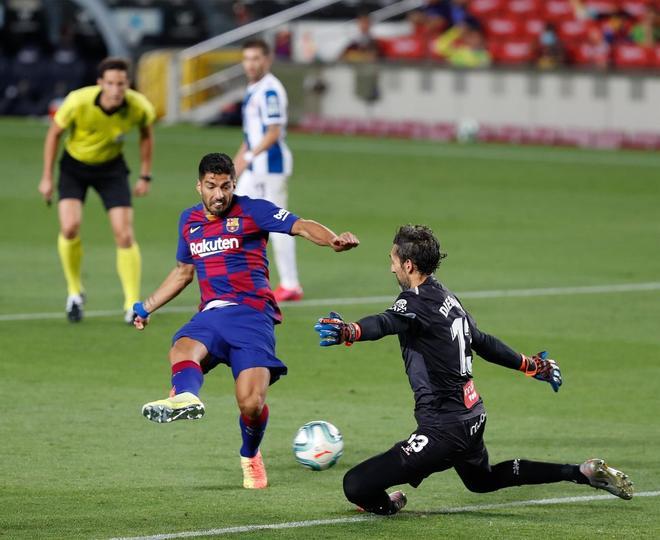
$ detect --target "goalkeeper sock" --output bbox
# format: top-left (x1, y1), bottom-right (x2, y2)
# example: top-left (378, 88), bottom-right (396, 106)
top-left (239, 404), bottom-right (269, 458)
top-left (171, 361), bottom-right (203, 396)
top-left (501, 459), bottom-right (587, 485)
top-left (57, 234), bottom-right (83, 296)
top-left (116, 243), bottom-right (141, 311)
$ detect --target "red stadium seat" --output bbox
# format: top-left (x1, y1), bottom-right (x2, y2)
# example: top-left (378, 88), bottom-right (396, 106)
top-left (380, 37), bottom-right (427, 59)
top-left (570, 42), bottom-right (610, 65)
top-left (583, 1), bottom-right (617, 15)
top-left (505, 0), bottom-right (541, 18)
top-left (522, 18), bottom-right (545, 39)
top-left (542, 0), bottom-right (576, 22)
top-left (558, 19), bottom-right (590, 43)
top-left (612, 44), bottom-right (652, 68)
top-left (469, 0), bottom-right (504, 19)
top-left (621, 1), bottom-right (650, 18)
top-left (490, 39), bottom-right (536, 64)
top-left (486, 17), bottom-right (522, 40)
top-left (654, 45), bottom-right (660, 68)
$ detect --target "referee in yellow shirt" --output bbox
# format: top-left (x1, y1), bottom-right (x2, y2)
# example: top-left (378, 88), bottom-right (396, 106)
top-left (38, 57), bottom-right (156, 323)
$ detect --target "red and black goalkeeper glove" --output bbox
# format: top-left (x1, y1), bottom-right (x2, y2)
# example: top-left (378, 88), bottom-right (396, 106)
top-left (314, 311), bottom-right (361, 347)
top-left (520, 350), bottom-right (562, 392)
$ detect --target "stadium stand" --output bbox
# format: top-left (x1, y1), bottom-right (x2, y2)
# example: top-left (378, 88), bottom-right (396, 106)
top-left (0, 0), bottom-right (658, 119)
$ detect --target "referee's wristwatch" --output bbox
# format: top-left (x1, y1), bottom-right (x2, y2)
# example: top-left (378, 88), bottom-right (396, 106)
top-left (139, 174), bottom-right (152, 182)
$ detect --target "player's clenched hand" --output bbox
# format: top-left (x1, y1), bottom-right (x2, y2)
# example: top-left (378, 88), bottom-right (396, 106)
top-left (38, 176), bottom-right (53, 204)
top-left (521, 351), bottom-right (562, 392)
top-left (132, 301), bottom-right (150, 330)
top-left (133, 178), bottom-right (151, 197)
top-left (330, 232), bottom-right (360, 252)
top-left (314, 311), bottom-right (361, 346)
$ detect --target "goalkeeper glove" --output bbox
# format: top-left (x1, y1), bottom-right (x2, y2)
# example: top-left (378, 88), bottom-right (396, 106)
top-left (314, 311), bottom-right (361, 347)
top-left (520, 350), bottom-right (562, 392)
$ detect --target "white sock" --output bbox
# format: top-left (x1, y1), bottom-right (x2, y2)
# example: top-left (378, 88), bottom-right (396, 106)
top-left (271, 232), bottom-right (300, 289)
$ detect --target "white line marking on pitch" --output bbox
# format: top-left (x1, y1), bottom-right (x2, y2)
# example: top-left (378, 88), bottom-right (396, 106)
top-left (2, 281), bottom-right (660, 323)
top-left (109, 490), bottom-right (660, 540)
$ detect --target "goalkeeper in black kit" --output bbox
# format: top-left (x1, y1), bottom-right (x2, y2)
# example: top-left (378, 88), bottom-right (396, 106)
top-left (314, 224), bottom-right (633, 515)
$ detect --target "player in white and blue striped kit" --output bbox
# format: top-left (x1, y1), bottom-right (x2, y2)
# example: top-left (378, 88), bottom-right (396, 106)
top-left (234, 39), bottom-right (301, 303)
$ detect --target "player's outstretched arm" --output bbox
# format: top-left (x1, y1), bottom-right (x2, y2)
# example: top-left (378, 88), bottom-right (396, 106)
top-left (470, 323), bottom-right (562, 392)
top-left (314, 311), bottom-right (410, 346)
top-left (291, 219), bottom-right (359, 252)
top-left (133, 262), bottom-right (195, 330)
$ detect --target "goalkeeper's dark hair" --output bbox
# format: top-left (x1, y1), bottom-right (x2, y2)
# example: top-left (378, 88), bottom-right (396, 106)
top-left (198, 152), bottom-right (236, 180)
top-left (393, 224), bottom-right (446, 275)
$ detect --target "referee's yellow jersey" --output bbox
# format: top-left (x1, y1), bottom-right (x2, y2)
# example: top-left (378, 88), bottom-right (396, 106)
top-left (54, 86), bottom-right (156, 165)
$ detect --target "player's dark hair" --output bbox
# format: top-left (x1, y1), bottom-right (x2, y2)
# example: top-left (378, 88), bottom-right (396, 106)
top-left (393, 225), bottom-right (447, 275)
top-left (242, 38), bottom-right (270, 56)
top-left (198, 153), bottom-right (236, 180)
top-left (97, 57), bottom-right (130, 78)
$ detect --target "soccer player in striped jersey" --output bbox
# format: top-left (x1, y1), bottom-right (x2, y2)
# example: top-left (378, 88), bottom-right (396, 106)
top-left (133, 153), bottom-right (358, 489)
top-left (233, 39), bottom-right (302, 303)
top-left (38, 57), bottom-right (155, 324)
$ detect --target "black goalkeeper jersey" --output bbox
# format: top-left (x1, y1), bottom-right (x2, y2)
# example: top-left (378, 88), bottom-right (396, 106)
top-left (357, 276), bottom-right (522, 427)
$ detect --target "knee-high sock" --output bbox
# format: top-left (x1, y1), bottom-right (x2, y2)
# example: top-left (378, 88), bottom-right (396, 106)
top-left (458, 459), bottom-right (588, 493)
top-left (57, 234), bottom-right (83, 296)
top-left (239, 404), bottom-right (269, 458)
top-left (171, 361), bottom-right (203, 396)
top-left (271, 233), bottom-right (300, 289)
top-left (116, 243), bottom-right (141, 310)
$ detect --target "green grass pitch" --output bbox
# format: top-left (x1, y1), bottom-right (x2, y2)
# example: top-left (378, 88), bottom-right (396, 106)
top-left (1, 118), bottom-right (659, 539)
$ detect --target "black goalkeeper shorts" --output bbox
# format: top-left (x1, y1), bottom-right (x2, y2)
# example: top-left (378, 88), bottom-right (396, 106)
top-left (347, 413), bottom-right (490, 490)
top-left (58, 151), bottom-right (131, 210)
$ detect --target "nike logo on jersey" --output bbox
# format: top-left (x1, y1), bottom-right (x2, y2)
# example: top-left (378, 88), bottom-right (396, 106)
top-left (190, 226), bottom-right (201, 233)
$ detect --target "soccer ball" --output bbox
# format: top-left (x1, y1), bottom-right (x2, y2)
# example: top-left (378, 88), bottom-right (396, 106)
top-left (456, 118), bottom-right (480, 143)
top-left (293, 420), bottom-right (344, 471)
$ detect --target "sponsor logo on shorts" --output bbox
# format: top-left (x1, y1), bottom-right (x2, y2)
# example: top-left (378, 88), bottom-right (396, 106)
top-left (189, 237), bottom-right (240, 257)
top-left (469, 412), bottom-right (487, 436)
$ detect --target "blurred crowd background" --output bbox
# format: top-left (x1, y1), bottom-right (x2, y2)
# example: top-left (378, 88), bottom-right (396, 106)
top-left (1, 0), bottom-right (659, 118)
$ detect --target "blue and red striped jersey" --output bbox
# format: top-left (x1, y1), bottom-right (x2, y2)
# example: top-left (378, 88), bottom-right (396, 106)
top-left (176, 195), bottom-right (299, 322)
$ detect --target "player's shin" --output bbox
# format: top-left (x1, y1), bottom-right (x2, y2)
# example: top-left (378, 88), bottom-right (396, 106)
top-left (239, 403), bottom-right (269, 458)
top-left (58, 234), bottom-right (83, 295)
top-left (171, 361), bottom-right (204, 396)
top-left (116, 243), bottom-right (141, 310)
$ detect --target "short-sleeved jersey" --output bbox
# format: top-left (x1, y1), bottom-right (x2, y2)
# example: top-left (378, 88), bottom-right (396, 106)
top-left (176, 195), bottom-right (298, 322)
top-left (386, 276), bottom-right (485, 426)
top-left (54, 86), bottom-right (156, 165)
top-left (242, 73), bottom-right (292, 176)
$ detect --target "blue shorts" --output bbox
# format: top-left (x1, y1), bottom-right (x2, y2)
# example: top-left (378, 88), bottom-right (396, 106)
top-left (172, 304), bottom-right (287, 384)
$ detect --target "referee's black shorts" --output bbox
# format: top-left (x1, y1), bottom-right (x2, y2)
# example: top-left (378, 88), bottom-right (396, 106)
top-left (344, 412), bottom-right (489, 492)
top-left (58, 151), bottom-right (131, 210)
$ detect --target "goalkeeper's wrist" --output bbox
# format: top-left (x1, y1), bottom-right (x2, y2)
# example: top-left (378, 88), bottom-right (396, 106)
top-left (519, 354), bottom-right (538, 377)
top-left (133, 301), bottom-right (150, 319)
top-left (243, 150), bottom-right (254, 163)
top-left (342, 322), bottom-right (362, 345)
